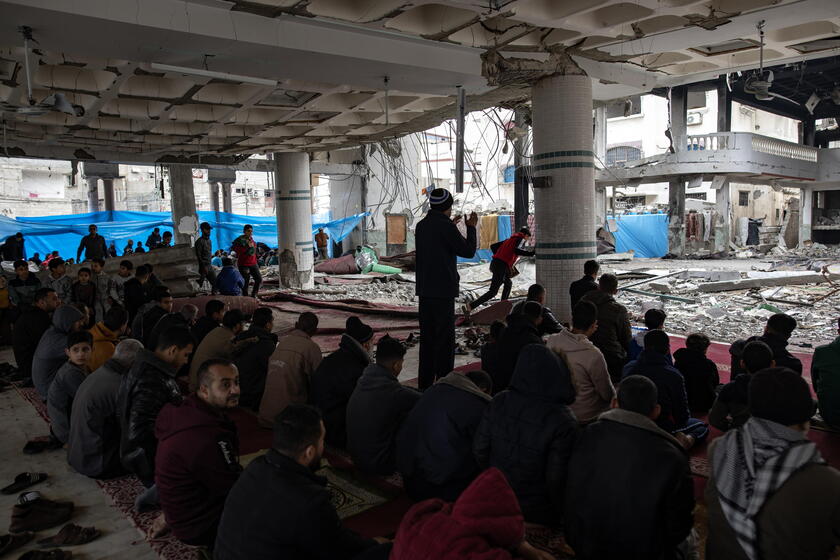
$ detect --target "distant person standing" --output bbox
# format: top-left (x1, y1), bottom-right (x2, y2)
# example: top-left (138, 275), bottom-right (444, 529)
top-left (134, 241), bottom-right (146, 253)
top-left (414, 188), bottom-right (477, 390)
top-left (231, 224), bottom-right (261, 297)
top-left (194, 222), bottom-right (217, 294)
top-left (77, 224), bottom-right (108, 262)
top-left (1, 232), bottom-right (26, 262)
top-left (314, 228), bottom-right (329, 260)
top-left (146, 228), bottom-right (162, 250)
top-left (108, 242), bottom-right (118, 258)
top-left (464, 226), bottom-right (534, 315)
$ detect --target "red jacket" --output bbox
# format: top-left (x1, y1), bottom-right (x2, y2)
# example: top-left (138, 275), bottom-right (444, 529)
top-left (493, 233), bottom-right (531, 268)
top-left (231, 235), bottom-right (258, 267)
top-left (391, 468), bottom-right (525, 560)
top-left (154, 394), bottom-right (241, 546)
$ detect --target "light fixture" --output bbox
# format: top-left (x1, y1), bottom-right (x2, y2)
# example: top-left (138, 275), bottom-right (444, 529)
top-left (148, 63), bottom-right (278, 87)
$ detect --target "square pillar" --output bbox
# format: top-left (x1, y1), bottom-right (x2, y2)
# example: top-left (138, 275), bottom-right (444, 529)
top-left (668, 180), bottom-right (686, 256)
top-left (86, 177), bottom-right (100, 213)
top-left (166, 164), bottom-right (198, 245)
top-left (102, 178), bottom-right (115, 212)
top-left (799, 187), bottom-right (813, 246)
top-left (714, 179), bottom-right (731, 256)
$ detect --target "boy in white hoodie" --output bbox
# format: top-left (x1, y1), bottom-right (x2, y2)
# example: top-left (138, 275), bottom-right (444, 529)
top-left (548, 301), bottom-right (615, 424)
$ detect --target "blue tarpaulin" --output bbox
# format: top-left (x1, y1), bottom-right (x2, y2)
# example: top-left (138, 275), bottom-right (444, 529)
top-left (0, 210), bottom-right (367, 260)
top-left (612, 213), bottom-right (668, 258)
top-left (458, 214), bottom-right (512, 263)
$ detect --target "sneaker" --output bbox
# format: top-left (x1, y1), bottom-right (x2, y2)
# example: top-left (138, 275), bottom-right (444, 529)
top-left (10, 497), bottom-right (74, 533)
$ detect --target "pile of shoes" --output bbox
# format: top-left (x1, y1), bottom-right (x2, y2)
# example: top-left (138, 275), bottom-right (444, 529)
top-left (0, 362), bottom-right (26, 387)
top-left (0, 483), bottom-right (100, 559)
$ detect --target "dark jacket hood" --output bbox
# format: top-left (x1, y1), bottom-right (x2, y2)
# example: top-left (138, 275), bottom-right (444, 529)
top-left (356, 363), bottom-right (399, 391)
top-left (53, 305), bottom-right (84, 333)
top-left (339, 334), bottom-right (371, 366)
top-left (507, 312), bottom-right (538, 335)
top-left (636, 349), bottom-right (672, 367)
top-left (135, 348), bottom-right (178, 378)
top-left (155, 393), bottom-right (231, 442)
top-left (509, 344), bottom-right (575, 404)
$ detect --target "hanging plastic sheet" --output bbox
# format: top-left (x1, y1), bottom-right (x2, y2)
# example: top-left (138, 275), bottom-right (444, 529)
top-left (612, 213), bottom-right (668, 258)
top-left (458, 214), bottom-right (512, 263)
top-left (2, 210), bottom-right (368, 261)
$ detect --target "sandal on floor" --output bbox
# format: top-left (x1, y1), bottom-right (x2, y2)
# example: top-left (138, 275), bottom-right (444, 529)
top-left (37, 524), bottom-right (100, 548)
top-left (0, 532), bottom-right (33, 556)
top-left (1, 473), bottom-right (48, 495)
top-left (19, 550), bottom-right (73, 560)
top-left (22, 437), bottom-right (62, 455)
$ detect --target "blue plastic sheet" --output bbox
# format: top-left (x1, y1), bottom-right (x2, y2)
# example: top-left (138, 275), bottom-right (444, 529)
top-left (1, 210), bottom-right (367, 260)
top-left (612, 213), bottom-right (668, 258)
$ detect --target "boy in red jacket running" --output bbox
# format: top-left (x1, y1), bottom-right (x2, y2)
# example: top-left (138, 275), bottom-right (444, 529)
top-left (465, 227), bottom-right (534, 315)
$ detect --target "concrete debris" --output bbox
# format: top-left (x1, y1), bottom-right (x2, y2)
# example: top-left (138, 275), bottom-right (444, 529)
top-left (698, 270), bottom-right (840, 293)
top-left (597, 251), bottom-right (635, 262)
top-left (648, 281), bottom-right (672, 294)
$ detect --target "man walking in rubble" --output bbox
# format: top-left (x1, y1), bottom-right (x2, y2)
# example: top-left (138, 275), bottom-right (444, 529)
top-left (463, 227), bottom-right (534, 316)
top-left (414, 188), bottom-right (477, 390)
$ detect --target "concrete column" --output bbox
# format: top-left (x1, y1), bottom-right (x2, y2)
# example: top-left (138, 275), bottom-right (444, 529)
top-left (513, 107), bottom-right (530, 231)
top-left (670, 86), bottom-right (688, 152)
top-left (221, 182), bottom-right (233, 213)
top-left (668, 180), bottom-right (686, 256)
top-left (86, 177), bottom-right (100, 213)
top-left (166, 164), bottom-right (198, 245)
top-left (799, 187), bottom-right (813, 246)
top-left (102, 178), bottom-right (115, 212)
top-left (531, 73), bottom-right (595, 322)
top-left (273, 152), bottom-right (314, 289)
top-left (714, 179), bottom-right (731, 256)
top-left (716, 78), bottom-right (732, 133)
top-left (208, 181), bottom-right (221, 213)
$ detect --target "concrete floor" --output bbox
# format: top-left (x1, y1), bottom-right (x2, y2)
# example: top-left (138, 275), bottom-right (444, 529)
top-left (0, 348), bottom-right (156, 560)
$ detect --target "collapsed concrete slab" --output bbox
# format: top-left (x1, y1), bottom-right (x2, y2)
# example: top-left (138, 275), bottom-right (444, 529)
top-left (698, 270), bottom-right (840, 293)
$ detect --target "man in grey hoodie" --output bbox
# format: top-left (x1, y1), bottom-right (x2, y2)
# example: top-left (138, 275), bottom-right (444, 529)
top-left (68, 339), bottom-right (144, 478)
top-left (32, 304), bottom-right (86, 400)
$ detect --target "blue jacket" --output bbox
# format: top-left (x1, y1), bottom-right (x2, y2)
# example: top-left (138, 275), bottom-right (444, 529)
top-left (623, 350), bottom-right (690, 433)
top-left (216, 266), bottom-right (245, 296)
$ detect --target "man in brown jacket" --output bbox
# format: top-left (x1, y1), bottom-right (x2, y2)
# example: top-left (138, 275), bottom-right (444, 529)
top-left (706, 367), bottom-right (840, 560)
top-left (580, 273), bottom-right (632, 383)
top-left (189, 310), bottom-right (253, 390)
top-left (547, 301), bottom-right (615, 424)
top-left (259, 312), bottom-right (322, 425)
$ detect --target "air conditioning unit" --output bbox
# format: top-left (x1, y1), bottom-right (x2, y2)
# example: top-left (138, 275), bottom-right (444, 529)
top-left (687, 111), bottom-right (703, 125)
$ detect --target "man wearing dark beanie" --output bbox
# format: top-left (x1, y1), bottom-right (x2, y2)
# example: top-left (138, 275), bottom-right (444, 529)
top-left (707, 367), bottom-right (840, 560)
top-left (414, 188), bottom-right (477, 390)
top-left (310, 316), bottom-right (374, 447)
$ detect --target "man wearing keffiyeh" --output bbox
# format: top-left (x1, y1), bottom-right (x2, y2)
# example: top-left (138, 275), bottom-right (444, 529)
top-left (706, 367), bottom-right (840, 560)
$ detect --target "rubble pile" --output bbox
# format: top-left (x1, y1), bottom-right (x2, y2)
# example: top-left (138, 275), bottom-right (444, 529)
top-left (771, 242), bottom-right (840, 259)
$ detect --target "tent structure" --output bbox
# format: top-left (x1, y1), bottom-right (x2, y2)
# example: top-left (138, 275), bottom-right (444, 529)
top-left (0, 211), bottom-right (368, 261)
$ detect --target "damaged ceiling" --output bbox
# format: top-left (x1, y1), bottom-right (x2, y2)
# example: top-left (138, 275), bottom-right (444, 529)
top-left (0, 0), bottom-right (839, 164)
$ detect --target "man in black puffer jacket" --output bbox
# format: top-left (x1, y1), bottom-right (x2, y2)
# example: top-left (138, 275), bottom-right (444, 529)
top-left (474, 344), bottom-right (578, 526)
top-left (117, 327), bottom-right (194, 489)
top-left (310, 317), bottom-right (373, 447)
top-left (495, 302), bottom-right (544, 394)
top-left (233, 307), bottom-right (278, 410)
top-left (565, 375), bottom-right (695, 560)
top-left (397, 370), bottom-right (492, 502)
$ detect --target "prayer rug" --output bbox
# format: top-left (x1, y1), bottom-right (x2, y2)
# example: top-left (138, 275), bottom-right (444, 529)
top-left (240, 450), bottom-right (393, 520)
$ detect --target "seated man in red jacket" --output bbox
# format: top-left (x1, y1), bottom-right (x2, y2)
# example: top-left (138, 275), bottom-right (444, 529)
top-left (155, 358), bottom-right (242, 547)
top-left (464, 227), bottom-right (534, 315)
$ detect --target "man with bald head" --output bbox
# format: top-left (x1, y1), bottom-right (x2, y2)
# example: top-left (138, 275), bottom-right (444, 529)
top-left (155, 358), bottom-right (242, 547)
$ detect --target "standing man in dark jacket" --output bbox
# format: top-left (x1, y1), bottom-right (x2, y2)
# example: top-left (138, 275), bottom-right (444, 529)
top-left (146, 228), bottom-right (162, 251)
top-left (396, 370), bottom-right (492, 501)
top-left (68, 339), bottom-right (143, 479)
top-left (581, 273), bottom-right (631, 382)
top-left (155, 359), bottom-right (242, 547)
top-left (13, 287), bottom-right (60, 383)
top-left (569, 259), bottom-right (599, 308)
top-left (194, 222), bottom-right (217, 293)
top-left (117, 327), bottom-right (194, 500)
top-left (414, 188), bottom-right (477, 390)
top-left (214, 404), bottom-right (386, 560)
top-left (346, 335), bottom-right (421, 474)
top-left (191, 299), bottom-right (225, 347)
top-left (310, 316), bottom-right (373, 447)
top-left (77, 224), bottom-right (109, 262)
top-left (623, 330), bottom-right (708, 448)
top-left (474, 344), bottom-right (578, 526)
top-left (565, 375), bottom-right (695, 560)
top-left (464, 227), bottom-right (534, 314)
top-left (233, 307), bottom-right (278, 410)
top-left (495, 301), bottom-right (544, 393)
top-left (729, 313), bottom-right (803, 376)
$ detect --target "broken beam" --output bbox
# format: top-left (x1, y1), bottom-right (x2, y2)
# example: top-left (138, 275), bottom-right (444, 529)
top-left (747, 294), bottom-right (814, 307)
top-left (622, 288), bottom-right (697, 303)
top-left (698, 272), bottom-right (840, 293)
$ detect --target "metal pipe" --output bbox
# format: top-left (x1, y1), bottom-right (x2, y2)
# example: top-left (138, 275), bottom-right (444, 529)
top-left (455, 86), bottom-right (466, 194)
